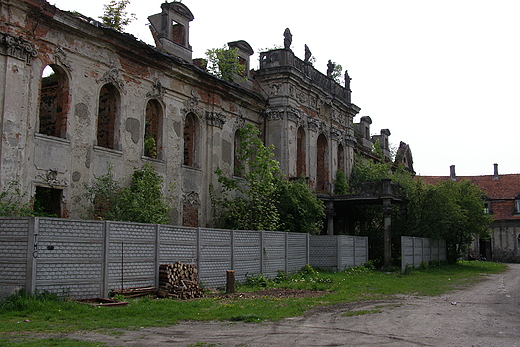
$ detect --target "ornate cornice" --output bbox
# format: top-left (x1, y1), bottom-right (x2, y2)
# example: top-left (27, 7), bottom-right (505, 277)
top-left (0, 33), bottom-right (38, 64)
top-left (96, 68), bottom-right (126, 94)
top-left (182, 191), bottom-right (200, 206)
top-left (146, 79), bottom-right (166, 100)
top-left (55, 45), bottom-right (72, 70)
top-left (181, 95), bottom-right (204, 119)
top-left (206, 111), bottom-right (226, 128)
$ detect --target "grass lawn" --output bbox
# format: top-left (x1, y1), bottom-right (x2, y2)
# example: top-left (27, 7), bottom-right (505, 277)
top-left (0, 261), bottom-right (508, 346)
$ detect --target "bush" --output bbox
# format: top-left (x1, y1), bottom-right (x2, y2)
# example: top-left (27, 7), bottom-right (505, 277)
top-left (0, 181), bottom-right (33, 217)
top-left (85, 163), bottom-right (172, 224)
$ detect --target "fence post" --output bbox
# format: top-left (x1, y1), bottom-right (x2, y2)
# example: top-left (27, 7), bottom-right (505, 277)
top-left (285, 232), bottom-right (289, 273)
top-left (154, 224), bottom-right (160, 289)
top-left (26, 217), bottom-right (38, 293)
top-left (352, 236), bottom-right (356, 267)
top-left (260, 231), bottom-right (264, 274)
top-left (102, 221), bottom-right (109, 297)
top-left (231, 229), bottom-right (235, 271)
top-left (196, 227), bottom-right (201, 276)
top-left (306, 233), bottom-right (310, 266)
top-left (336, 235), bottom-right (341, 271)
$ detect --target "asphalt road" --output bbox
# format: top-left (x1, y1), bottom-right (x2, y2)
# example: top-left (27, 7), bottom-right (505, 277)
top-left (72, 263), bottom-right (520, 346)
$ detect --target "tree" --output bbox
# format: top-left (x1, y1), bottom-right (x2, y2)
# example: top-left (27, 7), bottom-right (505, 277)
top-left (212, 124), bottom-right (325, 233)
top-left (401, 179), bottom-right (492, 263)
top-left (212, 124), bottom-right (281, 231)
top-left (277, 178), bottom-right (325, 234)
top-left (333, 170), bottom-right (349, 195)
top-left (331, 62), bottom-right (343, 84)
top-left (205, 46), bottom-right (245, 82)
top-left (99, 0), bottom-right (136, 32)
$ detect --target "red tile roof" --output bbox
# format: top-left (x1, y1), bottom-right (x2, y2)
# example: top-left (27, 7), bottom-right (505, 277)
top-left (417, 174), bottom-right (520, 221)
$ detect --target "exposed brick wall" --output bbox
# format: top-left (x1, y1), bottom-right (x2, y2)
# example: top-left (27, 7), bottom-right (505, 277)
top-left (172, 24), bottom-right (185, 45)
top-left (183, 114), bottom-right (196, 166)
top-left (316, 134), bottom-right (329, 193)
top-left (145, 99), bottom-right (162, 158)
top-left (182, 204), bottom-right (199, 227)
top-left (338, 144), bottom-right (345, 173)
top-left (97, 84), bottom-right (118, 149)
top-left (296, 127), bottom-right (306, 177)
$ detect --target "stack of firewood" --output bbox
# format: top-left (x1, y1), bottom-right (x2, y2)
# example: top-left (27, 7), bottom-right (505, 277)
top-left (158, 262), bottom-right (205, 299)
top-left (111, 285), bottom-right (156, 298)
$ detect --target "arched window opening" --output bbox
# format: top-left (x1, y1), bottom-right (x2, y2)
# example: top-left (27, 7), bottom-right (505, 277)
top-left (97, 84), bottom-right (119, 149)
top-left (316, 134), bottom-right (329, 193)
top-left (144, 99), bottom-right (163, 159)
top-left (338, 144), bottom-right (345, 173)
top-left (38, 65), bottom-right (69, 138)
top-left (296, 127), bottom-right (306, 177)
top-left (234, 130), bottom-right (243, 177)
top-left (183, 113), bottom-right (197, 167)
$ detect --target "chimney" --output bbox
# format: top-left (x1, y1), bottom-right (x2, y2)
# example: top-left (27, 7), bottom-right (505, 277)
top-left (450, 165), bottom-right (456, 181)
top-left (493, 163), bottom-right (499, 180)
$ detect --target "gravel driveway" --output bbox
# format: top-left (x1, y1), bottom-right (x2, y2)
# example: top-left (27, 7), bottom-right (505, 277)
top-left (71, 263), bottom-right (520, 347)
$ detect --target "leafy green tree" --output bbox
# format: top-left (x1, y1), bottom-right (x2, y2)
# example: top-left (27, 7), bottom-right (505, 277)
top-left (205, 46), bottom-right (245, 82)
top-left (331, 62), bottom-right (343, 84)
top-left (118, 164), bottom-right (172, 224)
top-left (401, 179), bottom-right (491, 263)
top-left (213, 124), bottom-right (281, 231)
top-left (277, 178), bottom-right (325, 234)
top-left (0, 182), bottom-right (33, 217)
top-left (99, 0), bottom-right (136, 32)
top-left (333, 170), bottom-right (349, 195)
top-left (212, 124), bottom-right (325, 233)
top-left (85, 163), bottom-right (171, 224)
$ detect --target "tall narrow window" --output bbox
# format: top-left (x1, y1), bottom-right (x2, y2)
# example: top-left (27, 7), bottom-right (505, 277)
top-left (183, 113), bottom-right (197, 166)
top-left (97, 84), bottom-right (119, 149)
top-left (233, 130), bottom-right (242, 177)
top-left (144, 99), bottom-right (163, 159)
top-left (38, 65), bottom-right (69, 138)
top-left (338, 144), bottom-right (345, 173)
top-left (316, 134), bottom-right (329, 193)
top-left (296, 127), bottom-right (306, 177)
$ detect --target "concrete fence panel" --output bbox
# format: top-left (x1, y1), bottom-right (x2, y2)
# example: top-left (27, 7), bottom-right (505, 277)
top-left (401, 236), bottom-right (447, 273)
top-left (0, 217), bottom-right (370, 298)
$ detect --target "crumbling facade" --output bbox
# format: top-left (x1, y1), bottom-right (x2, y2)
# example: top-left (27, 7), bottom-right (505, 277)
top-left (0, 0), bottom-right (413, 229)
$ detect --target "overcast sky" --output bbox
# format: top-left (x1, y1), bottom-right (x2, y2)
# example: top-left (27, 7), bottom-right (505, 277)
top-left (51, 0), bottom-right (520, 176)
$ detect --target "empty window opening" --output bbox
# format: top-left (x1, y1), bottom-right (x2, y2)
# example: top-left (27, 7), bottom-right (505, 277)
top-left (316, 134), bottom-right (329, 193)
top-left (38, 65), bottom-right (69, 138)
top-left (172, 22), bottom-right (185, 45)
top-left (97, 84), bottom-right (119, 149)
top-left (144, 99), bottom-right (163, 159)
top-left (296, 127), bottom-right (306, 177)
top-left (233, 130), bottom-right (243, 177)
top-left (183, 113), bottom-right (197, 167)
top-left (34, 186), bottom-right (62, 217)
top-left (338, 144), bottom-right (345, 173)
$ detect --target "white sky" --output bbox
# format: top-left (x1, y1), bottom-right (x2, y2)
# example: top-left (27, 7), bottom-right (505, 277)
top-left (51, 0), bottom-right (520, 176)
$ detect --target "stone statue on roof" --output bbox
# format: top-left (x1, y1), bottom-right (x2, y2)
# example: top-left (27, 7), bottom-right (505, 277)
top-left (283, 28), bottom-right (292, 50)
top-left (304, 44), bottom-right (311, 62)
top-left (327, 60), bottom-right (334, 77)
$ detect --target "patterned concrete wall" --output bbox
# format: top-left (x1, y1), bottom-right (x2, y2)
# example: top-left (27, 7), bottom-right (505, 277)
top-left (401, 236), bottom-right (446, 272)
top-left (0, 218), bottom-right (31, 297)
top-left (309, 235), bottom-right (369, 270)
top-left (1, 217), bottom-right (362, 298)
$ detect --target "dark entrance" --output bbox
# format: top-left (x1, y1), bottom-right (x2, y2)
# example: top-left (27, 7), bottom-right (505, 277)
top-left (34, 186), bottom-right (62, 217)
